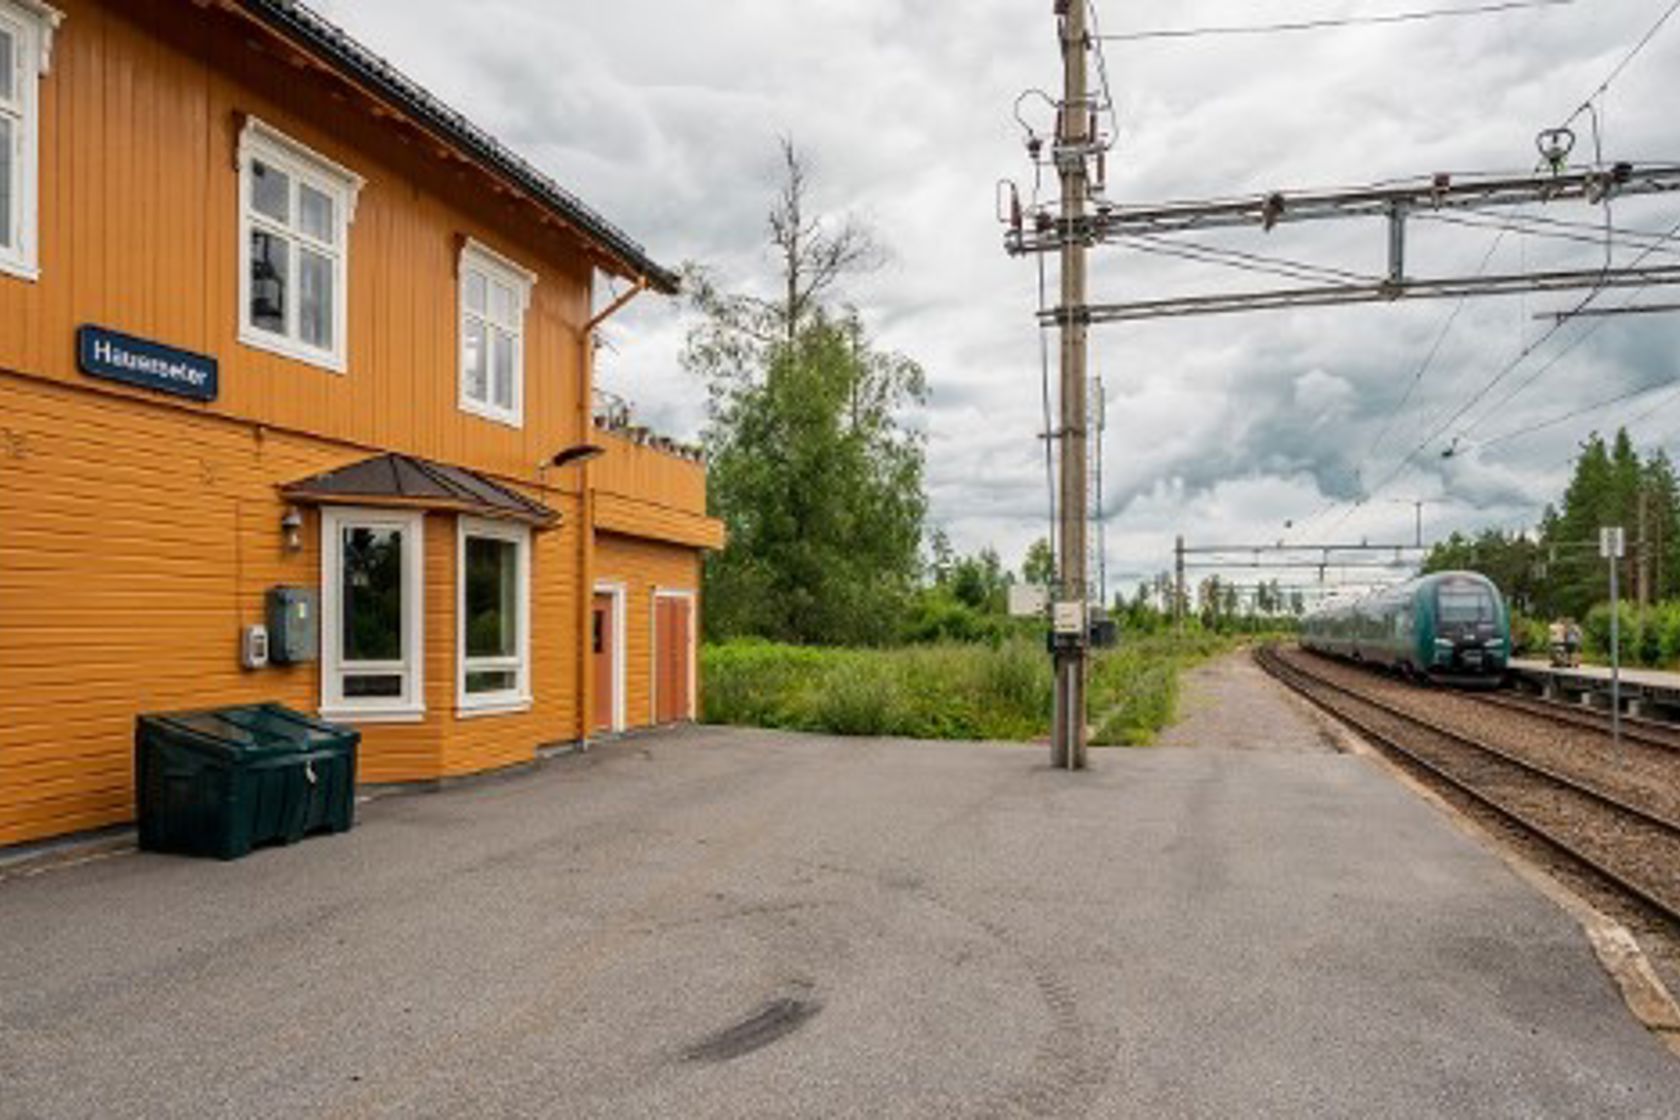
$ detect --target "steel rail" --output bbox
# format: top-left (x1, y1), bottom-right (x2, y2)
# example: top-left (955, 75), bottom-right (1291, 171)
top-left (1273, 650), bottom-right (1680, 836)
top-left (1476, 689), bottom-right (1680, 756)
top-left (1255, 646), bottom-right (1680, 927)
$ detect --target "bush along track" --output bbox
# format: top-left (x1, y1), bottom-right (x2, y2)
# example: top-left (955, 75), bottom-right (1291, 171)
top-left (701, 634), bottom-right (1239, 744)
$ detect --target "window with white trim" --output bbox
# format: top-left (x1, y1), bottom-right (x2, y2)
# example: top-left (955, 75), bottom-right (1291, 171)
top-left (459, 240), bottom-right (533, 427)
top-left (321, 508), bottom-right (425, 721)
top-left (238, 118), bottom-right (361, 372)
top-left (0, 1), bottom-right (61, 281)
top-left (458, 517), bottom-right (532, 713)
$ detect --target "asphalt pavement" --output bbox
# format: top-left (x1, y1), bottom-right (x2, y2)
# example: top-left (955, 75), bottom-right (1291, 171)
top-left (1, 690), bottom-right (1676, 1117)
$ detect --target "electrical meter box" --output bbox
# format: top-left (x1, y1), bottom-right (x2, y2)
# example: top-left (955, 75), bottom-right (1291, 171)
top-left (265, 586), bottom-right (318, 665)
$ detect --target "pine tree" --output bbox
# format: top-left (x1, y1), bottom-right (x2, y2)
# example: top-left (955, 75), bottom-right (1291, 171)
top-left (1643, 450), bottom-right (1679, 600)
top-left (1545, 432), bottom-right (1614, 617)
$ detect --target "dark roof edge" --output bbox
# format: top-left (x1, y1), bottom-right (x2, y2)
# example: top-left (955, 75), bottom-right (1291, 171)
top-left (238, 0), bottom-right (680, 295)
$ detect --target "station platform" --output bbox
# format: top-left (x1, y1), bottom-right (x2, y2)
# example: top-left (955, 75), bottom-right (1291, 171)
top-left (2, 655), bottom-right (1676, 1116)
top-left (1509, 657), bottom-right (1680, 718)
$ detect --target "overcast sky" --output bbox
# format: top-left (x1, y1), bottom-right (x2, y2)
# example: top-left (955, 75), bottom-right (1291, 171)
top-left (318, 0), bottom-right (1680, 598)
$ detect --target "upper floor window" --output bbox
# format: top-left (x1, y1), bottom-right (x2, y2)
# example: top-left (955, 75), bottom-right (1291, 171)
top-left (0, 0), bottom-right (62, 281)
top-left (238, 117), bottom-right (362, 373)
top-left (459, 239), bottom-right (534, 428)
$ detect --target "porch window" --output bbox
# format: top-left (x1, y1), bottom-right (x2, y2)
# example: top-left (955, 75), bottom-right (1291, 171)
top-left (458, 517), bottom-right (531, 713)
top-left (238, 117), bottom-right (362, 372)
top-left (321, 508), bottom-right (424, 721)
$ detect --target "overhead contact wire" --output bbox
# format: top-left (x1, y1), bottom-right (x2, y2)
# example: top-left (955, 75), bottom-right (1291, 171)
top-left (1097, 0), bottom-right (1575, 43)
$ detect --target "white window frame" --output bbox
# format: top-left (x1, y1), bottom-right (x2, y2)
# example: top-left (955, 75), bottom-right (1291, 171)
top-left (458, 238), bottom-right (534, 428)
top-left (237, 116), bottom-right (362, 373)
top-left (592, 580), bottom-right (627, 733)
top-left (456, 516), bottom-right (532, 716)
top-left (321, 506), bottom-right (425, 723)
top-left (651, 587), bottom-right (698, 723)
top-left (0, 1), bottom-right (62, 282)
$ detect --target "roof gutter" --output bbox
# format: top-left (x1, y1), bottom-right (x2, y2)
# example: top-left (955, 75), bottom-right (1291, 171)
top-left (230, 0), bottom-right (680, 294)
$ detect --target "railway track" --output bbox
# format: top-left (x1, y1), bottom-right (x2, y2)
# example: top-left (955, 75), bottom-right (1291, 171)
top-left (1476, 689), bottom-right (1680, 756)
top-left (1256, 644), bottom-right (1680, 930)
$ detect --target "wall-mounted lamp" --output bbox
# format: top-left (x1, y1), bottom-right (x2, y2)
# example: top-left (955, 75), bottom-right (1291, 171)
top-left (280, 505), bottom-right (305, 552)
top-left (548, 444), bottom-right (606, 469)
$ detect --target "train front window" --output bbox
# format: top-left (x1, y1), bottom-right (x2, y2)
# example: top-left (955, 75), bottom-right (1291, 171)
top-left (1438, 585), bottom-right (1495, 625)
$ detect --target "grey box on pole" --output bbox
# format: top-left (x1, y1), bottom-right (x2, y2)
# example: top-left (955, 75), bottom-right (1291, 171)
top-left (266, 586), bottom-right (319, 665)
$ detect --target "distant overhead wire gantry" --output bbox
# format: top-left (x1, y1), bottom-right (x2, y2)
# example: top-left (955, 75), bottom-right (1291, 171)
top-left (1005, 164), bottom-right (1680, 323)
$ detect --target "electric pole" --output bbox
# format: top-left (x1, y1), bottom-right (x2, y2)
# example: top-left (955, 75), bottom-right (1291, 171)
top-left (1174, 534), bottom-right (1186, 634)
top-left (1092, 372), bottom-right (1108, 610)
top-left (1050, 0), bottom-right (1090, 771)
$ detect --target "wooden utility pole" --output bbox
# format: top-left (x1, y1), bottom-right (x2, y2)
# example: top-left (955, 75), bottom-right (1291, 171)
top-left (1092, 373), bottom-right (1108, 611)
top-left (1174, 535), bottom-right (1186, 634)
top-left (1050, 0), bottom-right (1090, 770)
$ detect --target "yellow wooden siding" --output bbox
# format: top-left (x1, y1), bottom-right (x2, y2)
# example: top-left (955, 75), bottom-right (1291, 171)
top-left (0, 0), bottom-right (596, 483)
top-left (593, 492), bottom-right (725, 551)
top-left (593, 533), bottom-right (700, 729)
top-left (590, 431), bottom-right (707, 514)
top-left (0, 0), bottom-right (715, 849)
top-left (589, 431), bottom-right (724, 549)
top-left (0, 376), bottom-right (590, 845)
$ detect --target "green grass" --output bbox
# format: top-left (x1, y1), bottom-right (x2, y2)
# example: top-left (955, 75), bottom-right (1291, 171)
top-left (1086, 633), bottom-right (1236, 746)
top-left (701, 633), bottom-right (1235, 744)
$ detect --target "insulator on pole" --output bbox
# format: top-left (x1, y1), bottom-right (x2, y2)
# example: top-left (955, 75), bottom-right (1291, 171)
top-left (996, 180), bottom-right (1024, 231)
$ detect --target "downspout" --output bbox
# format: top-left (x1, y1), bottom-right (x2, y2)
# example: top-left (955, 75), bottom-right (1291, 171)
top-left (578, 272), bottom-right (652, 746)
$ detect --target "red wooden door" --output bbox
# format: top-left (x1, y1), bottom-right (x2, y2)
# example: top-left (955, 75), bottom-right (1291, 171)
top-left (655, 597), bottom-right (692, 723)
top-left (591, 594), bottom-right (614, 732)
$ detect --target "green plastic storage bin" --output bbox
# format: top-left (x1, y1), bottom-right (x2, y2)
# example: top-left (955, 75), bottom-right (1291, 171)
top-left (135, 703), bottom-right (359, 860)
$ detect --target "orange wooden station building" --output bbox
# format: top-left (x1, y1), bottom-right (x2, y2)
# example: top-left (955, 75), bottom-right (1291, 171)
top-left (0, 0), bottom-right (724, 848)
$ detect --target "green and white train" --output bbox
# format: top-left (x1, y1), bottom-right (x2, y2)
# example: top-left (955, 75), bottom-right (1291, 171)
top-left (1299, 570), bottom-right (1510, 686)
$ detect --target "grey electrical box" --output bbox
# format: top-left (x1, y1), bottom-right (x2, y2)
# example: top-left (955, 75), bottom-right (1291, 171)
top-left (266, 586), bottom-right (319, 665)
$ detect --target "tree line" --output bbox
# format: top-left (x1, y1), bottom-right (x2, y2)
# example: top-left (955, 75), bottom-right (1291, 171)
top-left (1422, 429), bottom-right (1680, 620)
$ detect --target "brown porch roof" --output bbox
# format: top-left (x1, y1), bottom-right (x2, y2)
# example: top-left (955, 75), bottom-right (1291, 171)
top-left (280, 453), bottom-right (559, 528)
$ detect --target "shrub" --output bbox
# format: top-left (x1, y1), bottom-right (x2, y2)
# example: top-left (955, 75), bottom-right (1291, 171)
top-left (1656, 603), bottom-right (1680, 666)
top-left (1582, 601), bottom-right (1664, 667)
top-left (1509, 611), bottom-right (1548, 657)
top-left (901, 591), bottom-right (1015, 646)
top-left (1084, 633), bottom-right (1234, 746)
top-left (700, 633), bottom-right (1229, 744)
top-left (701, 639), bottom-right (829, 728)
top-left (808, 655), bottom-right (905, 736)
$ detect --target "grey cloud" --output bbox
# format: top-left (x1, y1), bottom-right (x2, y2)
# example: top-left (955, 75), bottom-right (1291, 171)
top-left (323, 0), bottom-right (1680, 587)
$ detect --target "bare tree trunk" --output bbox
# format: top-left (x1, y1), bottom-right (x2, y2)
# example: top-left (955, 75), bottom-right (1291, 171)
top-left (767, 137), bottom-right (883, 351)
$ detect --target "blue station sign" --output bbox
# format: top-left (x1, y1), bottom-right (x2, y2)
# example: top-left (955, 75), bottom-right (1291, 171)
top-left (77, 326), bottom-right (218, 402)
